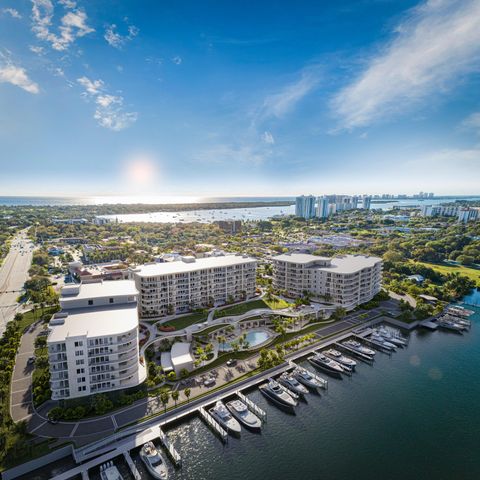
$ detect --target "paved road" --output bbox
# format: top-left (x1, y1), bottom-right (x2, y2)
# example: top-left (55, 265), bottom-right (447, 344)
top-left (0, 229), bottom-right (34, 335)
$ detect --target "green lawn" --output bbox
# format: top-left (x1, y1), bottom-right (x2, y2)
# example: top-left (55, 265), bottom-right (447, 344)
top-left (165, 312), bottom-right (207, 330)
top-left (214, 298), bottom-right (289, 319)
top-left (414, 261), bottom-right (480, 286)
top-left (193, 323), bottom-right (230, 336)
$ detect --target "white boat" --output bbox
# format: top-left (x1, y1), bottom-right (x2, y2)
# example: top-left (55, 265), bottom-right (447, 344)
top-left (376, 327), bottom-right (408, 346)
top-left (293, 367), bottom-right (325, 390)
top-left (342, 339), bottom-right (376, 357)
top-left (278, 372), bottom-right (309, 396)
top-left (370, 333), bottom-right (397, 350)
top-left (100, 461), bottom-right (124, 480)
top-left (308, 353), bottom-right (344, 376)
top-left (140, 441), bottom-right (169, 479)
top-left (324, 349), bottom-right (357, 370)
top-left (259, 379), bottom-right (297, 408)
top-left (226, 399), bottom-right (262, 430)
top-left (209, 400), bottom-right (242, 435)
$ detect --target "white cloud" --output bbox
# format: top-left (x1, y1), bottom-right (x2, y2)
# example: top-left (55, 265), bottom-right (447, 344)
top-left (195, 143), bottom-right (270, 166)
top-left (172, 56), bottom-right (182, 65)
top-left (29, 45), bottom-right (45, 55)
top-left (262, 131), bottom-right (275, 144)
top-left (77, 76), bottom-right (137, 131)
top-left (31, 0), bottom-right (94, 51)
top-left (332, 0), bottom-right (480, 130)
top-left (462, 112), bottom-right (480, 134)
top-left (259, 69), bottom-right (318, 120)
top-left (104, 23), bottom-right (139, 49)
top-left (2, 8), bottom-right (22, 19)
top-left (0, 55), bottom-right (39, 94)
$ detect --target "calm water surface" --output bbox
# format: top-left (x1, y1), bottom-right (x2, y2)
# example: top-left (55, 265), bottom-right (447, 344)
top-left (148, 308), bottom-right (480, 480)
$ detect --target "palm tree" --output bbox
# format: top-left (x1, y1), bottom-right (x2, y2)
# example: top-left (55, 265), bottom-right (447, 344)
top-left (184, 387), bottom-right (191, 403)
top-left (171, 390), bottom-right (179, 406)
top-left (160, 391), bottom-right (169, 413)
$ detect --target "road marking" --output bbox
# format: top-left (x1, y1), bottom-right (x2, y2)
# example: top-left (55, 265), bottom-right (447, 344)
top-left (12, 374), bottom-right (32, 382)
top-left (111, 415), bottom-right (119, 430)
top-left (70, 423), bottom-right (80, 437)
top-left (17, 351), bottom-right (35, 356)
top-left (11, 387), bottom-right (31, 394)
top-left (30, 420), bottom-right (47, 434)
top-left (11, 400), bottom-right (31, 407)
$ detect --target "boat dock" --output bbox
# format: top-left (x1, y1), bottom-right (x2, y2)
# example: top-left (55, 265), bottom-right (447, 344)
top-left (420, 320), bottom-right (438, 330)
top-left (237, 391), bottom-right (267, 421)
top-left (123, 451), bottom-right (141, 480)
top-left (158, 427), bottom-right (182, 466)
top-left (198, 406), bottom-right (229, 443)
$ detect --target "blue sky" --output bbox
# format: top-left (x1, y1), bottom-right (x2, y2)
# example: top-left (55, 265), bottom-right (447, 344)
top-left (1, 0), bottom-right (480, 197)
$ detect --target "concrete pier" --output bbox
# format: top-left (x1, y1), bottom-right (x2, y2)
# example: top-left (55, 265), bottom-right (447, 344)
top-left (237, 391), bottom-right (267, 421)
top-left (123, 451), bottom-right (141, 480)
top-left (158, 427), bottom-right (182, 466)
top-left (198, 407), bottom-right (228, 443)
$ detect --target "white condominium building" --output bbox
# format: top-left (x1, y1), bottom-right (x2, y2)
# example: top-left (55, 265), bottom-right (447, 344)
top-left (295, 195), bottom-right (316, 219)
top-left (47, 280), bottom-right (146, 400)
top-left (272, 253), bottom-right (383, 309)
top-left (132, 255), bottom-right (257, 319)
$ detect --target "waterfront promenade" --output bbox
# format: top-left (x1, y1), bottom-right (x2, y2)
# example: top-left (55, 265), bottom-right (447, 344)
top-left (12, 304), bottom-right (387, 447)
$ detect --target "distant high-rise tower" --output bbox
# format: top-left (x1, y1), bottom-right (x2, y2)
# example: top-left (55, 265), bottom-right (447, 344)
top-left (316, 196), bottom-right (329, 219)
top-left (362, 195), bottom-right (372, 210)
top-left (295, 195), bottom-right (316, 219)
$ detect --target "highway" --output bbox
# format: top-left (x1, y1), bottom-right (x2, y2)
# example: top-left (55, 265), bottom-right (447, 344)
top-left (0, 229), bottom-right (34, 334)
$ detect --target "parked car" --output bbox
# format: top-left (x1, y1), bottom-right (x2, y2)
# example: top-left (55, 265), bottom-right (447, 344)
top-left (226, 359), bottom-right (237, 367)
top-left (203, 377), bottom-right (215, 387)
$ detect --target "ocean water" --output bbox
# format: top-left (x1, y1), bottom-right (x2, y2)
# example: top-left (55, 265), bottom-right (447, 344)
top-left (139, 308), bottom-right (480, 480)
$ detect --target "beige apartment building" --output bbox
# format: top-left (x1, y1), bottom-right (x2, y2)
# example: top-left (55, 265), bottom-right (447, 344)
top-left (132, 255), bottom-right (257, 319)
top-left (272, 253), bottom-right (383, 309)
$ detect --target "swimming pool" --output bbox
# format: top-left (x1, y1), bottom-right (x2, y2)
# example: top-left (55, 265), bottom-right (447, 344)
top-left (221, 330), bottom-right (272, 351)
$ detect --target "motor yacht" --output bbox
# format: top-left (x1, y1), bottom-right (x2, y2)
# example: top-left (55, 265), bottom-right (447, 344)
top-left (375, 327), bottom-right (407, 346)
top-left (140, 442), bottom-right (169, 479)
top-left (370, 333), bottom-right (397, 350)
top-left (100, 462), bottom-right (124, 480)
top-left (226, 399), bottom-right (262, 430)
top-left (259, 379), bottom-right (297, 408)
top-left (342, 340), bottom-right (376, 357)
top-left (324, 349), bottom-right (357, 370)
top-left (209, 400), bottom-right (242, 435)
top-left (293, 367), bottom-right (325, 390)
top-left (308, 353), bottom-right (344, 376)
top-left (278, 372), bottom-right (309, 396)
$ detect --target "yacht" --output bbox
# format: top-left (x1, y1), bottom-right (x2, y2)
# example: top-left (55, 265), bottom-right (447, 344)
top-left (370, 333), bottom-right (397, 350)
top-left (140, 442), bottom-right (169, 479)
top-left (278, 372), bottom-right (309, 396)
top-left (293, 367), bottom-right (326, 390)
top-left (437, 317), bottom-right (465, 332)
top-left (308, 353), bottom-right (344, 377)
top-left (259, 379), bottom-right (298, 408)
top-left (342, 339), bottom-right (376, 357)
top-left (100, 462), bottom-right (124, 480)
top-left (226, 399), bottom-right (262, 430)
top-left (209, 401), bottom-right (242, 435)
top-left (324, 349), bottom-right (357, 370)
top-left (376, 327), bottom-right (408, 346)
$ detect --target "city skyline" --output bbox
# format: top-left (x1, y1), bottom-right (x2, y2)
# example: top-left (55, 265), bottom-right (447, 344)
top-left (1, 0), bottom-right (480, 196)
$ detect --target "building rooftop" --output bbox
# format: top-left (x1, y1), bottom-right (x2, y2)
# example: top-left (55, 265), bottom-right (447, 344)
top-left (273, 253), bottom-right (382, 274)
top-left (273, 253), bottom-right (331, 264)
top-left (134, 255), bottom-right (256, 277)
top-left (60, 280), bottom-right (138, 301)
top-left (47, 304), bottom-right (138, 342)
top-left (170, 342), bottom-right (194, 367)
